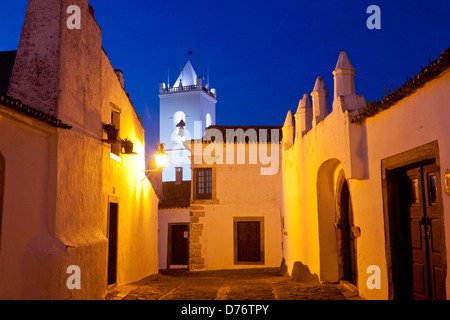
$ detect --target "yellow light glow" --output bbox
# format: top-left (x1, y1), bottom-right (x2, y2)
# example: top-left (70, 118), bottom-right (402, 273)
top-left (155, 143), bottom-right (168, 169)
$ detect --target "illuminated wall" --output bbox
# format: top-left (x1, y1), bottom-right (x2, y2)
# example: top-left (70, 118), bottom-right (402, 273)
top-left (0, 0), bottom-right (159, 299)
top-left (281, 51), bottom-right (450, 300)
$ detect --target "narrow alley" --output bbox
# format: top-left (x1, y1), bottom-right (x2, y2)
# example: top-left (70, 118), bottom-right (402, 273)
top-left (106, 269), bottom-right (362, 300)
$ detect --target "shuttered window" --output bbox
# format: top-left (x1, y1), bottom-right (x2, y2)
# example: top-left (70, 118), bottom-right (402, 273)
top-left (195, 168), bottom-right (212, 200)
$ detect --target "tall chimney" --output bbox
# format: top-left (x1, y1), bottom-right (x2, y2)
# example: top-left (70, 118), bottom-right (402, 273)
top-left (333, 51), bottom-right (356, 100)
top-left (282, 110), bottom-right (294, 150)
top-left (7, 0), bottom-right (63, 116)
top-left (115, 69), bottom-right (124, 87)
top-left (295, 94), bottom-right (313, 137)
top-left (311, 76), bottom-right (329, 126)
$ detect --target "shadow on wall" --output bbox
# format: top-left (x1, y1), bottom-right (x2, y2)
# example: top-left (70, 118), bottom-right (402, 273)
top-left (280, 259), bottom-right (320, 284)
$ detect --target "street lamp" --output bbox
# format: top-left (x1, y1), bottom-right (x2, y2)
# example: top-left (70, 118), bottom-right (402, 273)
top-left (142, 143), bottom-right (168, 181)
top-left (154, 143), bottom-right (168, 169)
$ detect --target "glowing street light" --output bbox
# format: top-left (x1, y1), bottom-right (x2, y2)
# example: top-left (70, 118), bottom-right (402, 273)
top-left (142, 143), bottom-right (168, 181)
top-left (154, 143), bottom-right (168, 169)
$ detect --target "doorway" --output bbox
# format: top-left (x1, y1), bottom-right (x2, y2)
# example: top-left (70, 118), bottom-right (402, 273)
top-left (336, 173), bottom-right (358, 286)
top-left (397, 162), bottom-right (445, 299)
top-left (107, 202), bottom-right (118, 285)
top-left (234, 217), bottom-right (265, 265)
top-left (168, 223), bottom-right (189, 268)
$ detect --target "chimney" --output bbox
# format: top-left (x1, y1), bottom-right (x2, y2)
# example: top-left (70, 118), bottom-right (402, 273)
top-left (282, 110), bottom-right (294, 150)
top-left (295, 94), bottom-right (313, 137)
top-left (159, 81), bottom-right (165, 93)
top-left (115, 69), bottom-right (124, 87)
top-left (311, 76), bottom-right (329, 126)
top-left (333, 51), bottom-right (356, 100)
top-left (7, 0), bottom-right (64, 116)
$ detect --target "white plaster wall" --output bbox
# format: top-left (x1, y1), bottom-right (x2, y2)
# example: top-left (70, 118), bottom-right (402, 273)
top-left (159, 90), bottom-right (216, 181)
top-left (0, 0), bottom-right (160, 299)
top-left (0, 111), bottom-right (68, 299)
top-left (158, 208), bottom-right (190, 270)
top-left (194, 143), bottom-right (283, 270)
top-left (281, 68), bottom-right (450, 300)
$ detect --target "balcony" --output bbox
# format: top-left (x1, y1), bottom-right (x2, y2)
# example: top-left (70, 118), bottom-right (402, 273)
top-left (160, 85), bottom-right (216, 99)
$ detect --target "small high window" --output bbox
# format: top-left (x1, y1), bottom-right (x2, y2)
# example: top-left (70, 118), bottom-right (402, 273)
top-left (111, 107), bottom-right (121, 156)
top-left (206, 113), bottom-right (212, 128)
top-left (173, 111), bottom-right (186, 144)
top-left (195, 168), bottom-right (212, 200)
top-left (175, 167), bottom-right (183, 184)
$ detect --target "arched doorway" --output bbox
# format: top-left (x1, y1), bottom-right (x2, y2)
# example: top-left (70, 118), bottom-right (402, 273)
top-left (335, 171), bottom-right (358, 286)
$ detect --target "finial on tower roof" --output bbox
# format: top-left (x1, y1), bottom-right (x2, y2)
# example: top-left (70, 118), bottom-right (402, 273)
top-left (335, 51), bottom-right (355, 70)
top-left (312, 76), bottom-right (328, 93)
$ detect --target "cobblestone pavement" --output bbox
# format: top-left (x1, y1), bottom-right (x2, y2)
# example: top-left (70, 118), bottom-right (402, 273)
top-left (106, 268), bottom-right (362, 300)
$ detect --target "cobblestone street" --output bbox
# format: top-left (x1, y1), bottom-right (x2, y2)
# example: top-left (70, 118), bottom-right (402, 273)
top-left (106, 269), bottom-right (362, 300)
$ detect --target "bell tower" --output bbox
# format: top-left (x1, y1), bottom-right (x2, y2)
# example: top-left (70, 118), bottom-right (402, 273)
top-left (159, 60), bottom-right (217, 181)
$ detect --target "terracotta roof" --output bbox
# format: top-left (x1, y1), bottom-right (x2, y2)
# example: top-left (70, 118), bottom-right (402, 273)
top-left (352, 47), bottom-right (450, 122)
top-left (194, 125), bottom-right (283, 144)
top-left (159, 180), bottom-right (191, 209)
top-left (0, 94), bottom-right (72, 129)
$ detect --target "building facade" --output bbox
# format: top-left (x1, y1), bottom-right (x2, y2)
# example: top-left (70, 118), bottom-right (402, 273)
top-left (159, 61), bottom-right (217, 182)
top-left (188, 126), bottom-right (283, 271)
top-left (0, 0), bottom-right (159, 299)
top-left (281, 49), bottom-right (450, 300)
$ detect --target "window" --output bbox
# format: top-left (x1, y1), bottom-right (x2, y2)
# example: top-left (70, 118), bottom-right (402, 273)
top-left (0, 153), bottom-right (4, 251)
top-left (172, 111), bottom-right (186, 144)
top-left (195, 168), bottom-right (212, 200)
top-left (175, 167), bottom-right (183, 184)
top-left (111, 108), bottom-right (121, 156)
top-left (205, 113), bottom-right (212, 128)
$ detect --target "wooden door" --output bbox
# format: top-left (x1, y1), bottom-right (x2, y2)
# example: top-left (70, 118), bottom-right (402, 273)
top-left (337, 179), bottom-right (358, 286)
top-left (400, 163), bottom-right (445, 300)
top-left (237, 221), bottom-right (261, 262)
top-left (108, 203), bottom-right (118, 285)
top-left (170, 224), bottom-right (189, 266)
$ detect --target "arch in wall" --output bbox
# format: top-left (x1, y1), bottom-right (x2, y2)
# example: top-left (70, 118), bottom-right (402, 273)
top-left (172, 111), bottom-right (186, 143)
top-left (205, 113), bottom-right (212, 128)
top-left (316, 158), bottom-right (341, 283)
top-left (317, 159), bottom-right (358, 285)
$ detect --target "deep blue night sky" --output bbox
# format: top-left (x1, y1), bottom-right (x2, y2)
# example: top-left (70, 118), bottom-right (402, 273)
top-left (1, 0), bottom-right (449, 154)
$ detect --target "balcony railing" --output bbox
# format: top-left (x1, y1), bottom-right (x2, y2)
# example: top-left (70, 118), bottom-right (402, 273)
top-left (160, 85), bottom-right (216, 98)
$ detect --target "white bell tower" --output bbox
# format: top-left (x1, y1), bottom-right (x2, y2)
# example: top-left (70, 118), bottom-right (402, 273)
top-left (159, 60), bottom-right (217, 181)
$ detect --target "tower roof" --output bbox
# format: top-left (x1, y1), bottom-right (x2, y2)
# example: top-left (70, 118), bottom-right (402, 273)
top-left (283, 110), bottom-right (294, 127)
top-left (173, 60), bottom-right (198, 87)
top-left (296, 94), bottom-right (312, 113)
top-left (335, 51), bottom-right (355, 70)
top-left (312, 76), bottom-right (328, 93)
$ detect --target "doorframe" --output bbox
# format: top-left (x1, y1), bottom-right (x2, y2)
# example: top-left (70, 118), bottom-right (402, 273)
top-left (335, 170), bottom-right (358, 286)
top-left (381, 140), bottom-right (447, 299)
top-left (233, 217), bottom-right (265, 265)
top-left (107, 196), bottom-right (119, 288)
top-left (167, 223), bottom-right (190, 269)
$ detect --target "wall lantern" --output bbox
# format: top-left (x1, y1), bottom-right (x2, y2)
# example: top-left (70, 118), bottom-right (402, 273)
top-left (142, 143), bottom-right (168, 181)
top-left (155, 143), bottom-right (168, 169)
